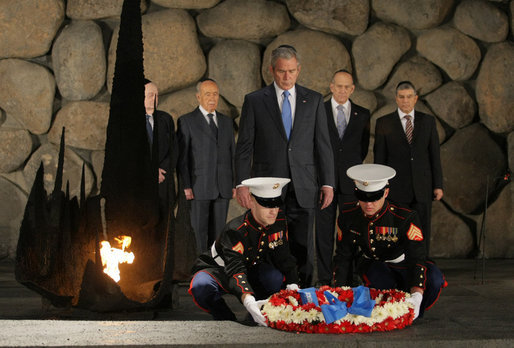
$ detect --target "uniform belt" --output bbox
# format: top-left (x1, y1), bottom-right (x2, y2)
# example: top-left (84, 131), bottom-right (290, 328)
top-left (363, 253), bottom-right (405, 263)
top-left (211, 242), bottom-right (225, 267)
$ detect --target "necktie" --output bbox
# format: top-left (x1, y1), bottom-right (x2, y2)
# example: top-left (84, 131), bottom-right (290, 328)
top-left (281, 90), bottom-right (292, 139)
top-left (336, 104), bottom-right (347, 139)
top-left (404, 115), bottom-right (413, 144)
top-left (207, 113), bottom-right (218, 139)
top-left (146, 114), bottom-right (153, 145)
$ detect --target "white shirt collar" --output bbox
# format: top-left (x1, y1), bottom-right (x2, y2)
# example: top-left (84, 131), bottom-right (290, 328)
top-left (398, 108), bottom-right (415, 120)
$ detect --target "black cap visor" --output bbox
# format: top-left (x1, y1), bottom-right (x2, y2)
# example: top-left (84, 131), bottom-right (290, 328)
top-left (354, 188), bottom-right (385, 202)
top-left (252, 194), bottom-right (283, 208)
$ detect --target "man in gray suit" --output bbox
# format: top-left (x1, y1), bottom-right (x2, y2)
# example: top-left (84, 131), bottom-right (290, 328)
top-left (177, 79), bottom-right (235, 254)
top-left (235, 45), bottom-right (335, 287)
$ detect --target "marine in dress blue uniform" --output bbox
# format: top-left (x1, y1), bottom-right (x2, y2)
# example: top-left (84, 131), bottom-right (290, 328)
top-left (333, 164), bottom-right (446, 319)
top-left (189, 178), bottom-right (299, 325)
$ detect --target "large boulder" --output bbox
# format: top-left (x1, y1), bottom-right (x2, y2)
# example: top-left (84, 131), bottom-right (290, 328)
top-left (52, 20), bottom-right (106, 101)
top-left (472, 183), bottom-right (514, 258)
top-left (0, 59), bottom-right (55, 135)
top-left (425, 82), bottom-right (476, 130)
top-left (159, 87), bottom-right (235, 124)
top-left (440, 124), bottom-right (506, 214)
top-left (352, 22), bottom-right (411, 90)
top-left (152, 0), bottom-right (221, 8)
top-left (0, 129), bottom-right (33, 173)
top-left (0, 177), bottom-right (27, 259)
top-left (0, 0), bottom-right (64, 58)
top-left (23, 144), bottom-right (95, 199)
top-left (108, 9), bottom-right (206, 94)
top-left (286, 0), bottom-right (369, 36)
top-left (91, 150), bottom-right (105, 192)
top-left (383, 56), bottom-right (443, 98)
top-left (196, 0), bottom-right (290, 40)
top-left (208, 40), bottom-right (261, 109)
top-left (47, 102), bottom-right (109, 151)
top-left (454, 0), bottom-right (509, 43)
top-left (417, 28), bottom-right (481, 81)
top-left (262, 29), bottom-right (352, 96)
top-left (351, 88), bottom-right (378, 114)
top-left (430, 201), bottom-right (474, 258)
top-left (371, 0), bottom-right (453, 30)
top-left (476, 42), bottom-right (514, 134)
top-left (66, 0), bottom-right (147, 19)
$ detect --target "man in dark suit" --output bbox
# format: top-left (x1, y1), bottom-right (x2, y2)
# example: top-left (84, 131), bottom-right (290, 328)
top-left (315, 70), bottom-right (370, 286)
top-left (144, 80), bottom-right (177, 225)
top-left (177, 78), bottom-right (235, 254)
top-left (235, 45), bottom-right (335, 287)
top-left (374, 81), bottom-right (443, 255)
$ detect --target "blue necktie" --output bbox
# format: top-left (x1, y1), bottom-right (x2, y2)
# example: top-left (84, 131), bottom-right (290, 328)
top-left (336, 104), bottom-right (347, 139)
top-left (281, 90), bottom-right (292, 139)
top-left (146, 114), bottom-right (153, 145)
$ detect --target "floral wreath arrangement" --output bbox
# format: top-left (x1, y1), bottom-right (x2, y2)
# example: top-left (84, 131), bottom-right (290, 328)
top-left (261, 285), bottom-right (414, 334)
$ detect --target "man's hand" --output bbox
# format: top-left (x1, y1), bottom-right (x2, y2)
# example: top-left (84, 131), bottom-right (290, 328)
top-left (319, 186), bottom-right (334, 210)
top-left (232, 188), bottom-right (236, 199)
top-left (406, 291), bottom-right (423, 320)
top-left (242, 294), bottom-right (267, 327)
top-left (158, 168), bottom-right (166, 183)
top-left (236, 186), bottom-right (252, 209)
top-left (184, 188), bottom-right (194, 200)
top-left (433, 188), bottom-right (443, 201)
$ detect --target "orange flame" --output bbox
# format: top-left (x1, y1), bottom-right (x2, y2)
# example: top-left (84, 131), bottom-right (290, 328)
top-left (99, 235), bottom-right (135, 282)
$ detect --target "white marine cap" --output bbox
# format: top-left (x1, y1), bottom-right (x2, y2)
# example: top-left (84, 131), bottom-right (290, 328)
top-left (241, 177), bottom-right (290, 207)
top-left (347, 164), bottom-right (396, 192)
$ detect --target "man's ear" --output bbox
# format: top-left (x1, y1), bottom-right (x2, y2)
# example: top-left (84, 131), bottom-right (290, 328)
top-left (384, 188), bottom-right (389, 199)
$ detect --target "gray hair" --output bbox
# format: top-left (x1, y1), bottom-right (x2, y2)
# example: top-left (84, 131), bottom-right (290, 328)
top-left (196, 78), bottom-right (217, 93)
top-left (396, 81), bottom-right (417, 95)
top-left (270, 45), bottom-right (301, 69)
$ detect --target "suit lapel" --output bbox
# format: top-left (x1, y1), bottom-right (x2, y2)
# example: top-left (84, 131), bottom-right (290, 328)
top-left (194, 107), bottom-right (216, 141)
top-left (263, 84), bottom-right (288, 141)
top-left (411, 111), bottom-right (423, 145)
top-left (290, 85), bottom-right (309, 141)
top-left (324, 101), bottom-right (339, 142)
top-left (393, 111), bottom-right (411, 147)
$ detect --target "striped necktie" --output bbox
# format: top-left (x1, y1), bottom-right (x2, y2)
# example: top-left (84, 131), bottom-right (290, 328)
top-left (404, 115), bottom-right (413, 144)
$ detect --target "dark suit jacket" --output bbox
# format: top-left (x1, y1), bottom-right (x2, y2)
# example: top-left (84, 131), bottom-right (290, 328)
top-left (177, 107), bottom-right (234, 201)
top-left (235, 84), bottom-right (335, 209)
top-left (324, 99), bottom-right (370, 196)
top-left (153, 110), bottom-right (177, 205)
top-left (374, 110), bottom-right (443, 203)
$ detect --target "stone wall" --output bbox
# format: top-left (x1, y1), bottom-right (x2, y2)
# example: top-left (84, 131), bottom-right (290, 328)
top-left (0, 0), bottom-right (512, 259)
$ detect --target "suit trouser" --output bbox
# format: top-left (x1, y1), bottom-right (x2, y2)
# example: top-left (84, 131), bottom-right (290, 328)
top-left (361, 260), bottom-right (445, 317)
top-left (188, 263), bottom-right (284, 320)
top-left (315, 193), bottom-right (354, 284)
top-left (191, 197), bottom-right (229, 254)
top-left (284, 188), bottom-right (315, 288)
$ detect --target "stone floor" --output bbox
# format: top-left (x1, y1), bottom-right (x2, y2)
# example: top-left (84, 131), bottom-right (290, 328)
top-left (0, 258), bottom-right (513, 347)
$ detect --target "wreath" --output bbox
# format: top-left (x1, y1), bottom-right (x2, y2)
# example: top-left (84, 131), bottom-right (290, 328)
top-left (261, 286), bottom-right (414, 334)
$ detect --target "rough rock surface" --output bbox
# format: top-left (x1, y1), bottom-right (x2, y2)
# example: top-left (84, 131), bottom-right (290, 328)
top-left (52, 20), bottom-right (106, 101)
top-left (425, 82), bottom-right (476, 130)
top-left (0, 129), bottom-right (33, 173)
top-left (350, 88), bottom-right (378, 114)
top-left (108, 9), bottom-right (206, 94)
top-left (454, 0), bottom-right (509, 43)
top-left (417, 27), bottom-right (481, 81)
top-left (0, 177), bottom-right (27, 259)
top-left (0, 0), bottom-right (64, 58)
top-left (476, 42), bottom-right (514, 133)
top-left (66, 0), bottom-right (147, 19)
top-left (23, 144), bottom-right (95, 199)
top-left (208, 40), bottom-right (261, 109)
top-left (372, 0), bottom-right (453, 30)
top-left (262, 29), bottom-right (352, 96)
top-left (152, 0), bottom-right (221, 9)
top-left (91, 150), bottom-right (105, 191)
top-left (352, 22), bottom-right (411, 90)
top-left (430, 201), bottom-right (474, 258)
top-left (440, 124), bottom-right (506, 214)
top-left (0, 59), bottom-right (55, 135)
top-left (197, 0), bottom-right (290, 40)
top-left (383, 56), bottom-right (442, 98)
top-left (509, 132), bottom-right (514, 172)
top-left (47, 102), bottom-right (110, 151)
top-left (286, 0), bottom-right (369, 36)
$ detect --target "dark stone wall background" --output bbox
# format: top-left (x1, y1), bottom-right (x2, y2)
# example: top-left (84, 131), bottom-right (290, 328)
top-left (0, 0), bottom-right (512, 260)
